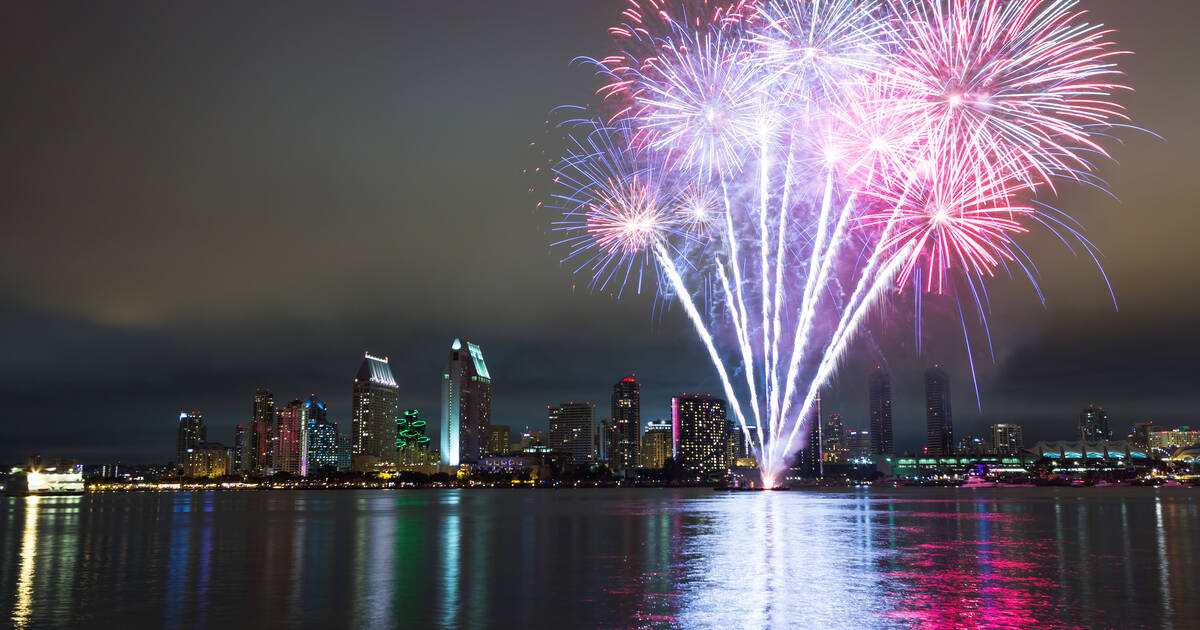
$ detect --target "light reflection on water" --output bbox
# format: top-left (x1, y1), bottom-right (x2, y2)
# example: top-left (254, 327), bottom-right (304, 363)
top-left (1, 488), bottom-right (1198, 629)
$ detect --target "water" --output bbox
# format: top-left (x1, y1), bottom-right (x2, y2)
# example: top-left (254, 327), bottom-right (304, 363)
top-left (1, 488), bottom-right (1197, 629)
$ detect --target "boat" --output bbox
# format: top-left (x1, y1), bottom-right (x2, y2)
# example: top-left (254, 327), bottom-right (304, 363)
top-left (960, 475), bottom-right (998, 488)
top-left (4, 467), bottom-right (86, 496)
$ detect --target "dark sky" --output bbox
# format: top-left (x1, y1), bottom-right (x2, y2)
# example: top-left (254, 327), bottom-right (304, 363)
top-left (1, 1), bottom-right (1197, 465)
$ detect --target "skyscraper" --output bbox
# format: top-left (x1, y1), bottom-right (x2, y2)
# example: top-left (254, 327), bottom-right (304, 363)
top-left (822, 413), bottom-right (846, 462)
top-left (175, 412), bottom-right (205, 472)
top-left (548, 402), bottom-right (595, 465)
top-left (274, 399), bottom-right (304, 475)
top-left (925, 364), bottom-right (954, 457)
top-left (672, 394), bottom-right (729, 475)
top-left (1079, 404), bottom-right (1111, 442)
top-left (594, 418), bottom-right (614, 464)
top-left (792, 393), bottom-right (823, 478)
top-left (352, 352), bottom-right (400, 470)
top-left (251, 388), bottom-right (275, 474)
top-left (301, 394), bottom-right (334, 476)
top-left (441, 339), bottom-right (492, 467)
top-left (485, 425), bottom-right (511, 456)
top-left (868, 366), bottom-right (894, 456)
top-left (233, 424), bottom-right (250, 473)
top-left (641, 421), bottom-right (673, 468)
top-left (611, 375), bottom-right (641, 471)
top-left (991, 423), bottom-right (1024, 455)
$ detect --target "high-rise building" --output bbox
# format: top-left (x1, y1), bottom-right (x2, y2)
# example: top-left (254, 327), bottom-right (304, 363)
top-left (791, 393), bottom-right (823, 478)
top-left (822, 413), bottom-right (846, 462)
top-left (1148, 427), bottom-right (1200, 451)
top-left (1129, 421), bottom-right (1154, 449)
top-left (611, 375), bottom-right (641, 471)
top-left (868, 366), bottom-right (894, 456)
top-left (1079, 404), bottom-right (1111, 442)
top-left (183, 442), bottom-right (232, 478)
top-left (352, 352), bottom-right (400, 469)
top-left (485, 425), bottom-right (511, 456)
top-left (302, 395), bottom-right (339, 475)
top-left (641, 421), bottom-right (673, 469)
top-left (175, 412), bottom-right (205, 472)
top-left (251, 388), bottom-right (275, 473)
top-left (847, 429), bottom-right (872, 460)
top-left (925, 364), bottom-right (954, 457)
top-left (233, 425), bottom-right (250, 473)
top-left (275, 399), bottom-right (304, 475)
top-left (672, 394), bottom-right (729, 475)
top-left (990, 423), bottom-right (1024, 455)
top-left (548, 402), bottom-right (595, 465)
top-left (594, 419), bottom-right (615, 464)
top-left (396, 409), bottom-right (432, 464)
top-left (441, 339), bottom-right (493, 467)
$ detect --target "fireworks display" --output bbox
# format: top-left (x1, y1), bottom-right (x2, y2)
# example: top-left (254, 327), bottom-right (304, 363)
top-left (549, 0), bottom-right (1131, 486)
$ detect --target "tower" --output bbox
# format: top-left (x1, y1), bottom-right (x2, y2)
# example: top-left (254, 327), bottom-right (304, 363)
top-left (175, 412), bottom-right (205, 472)
top-left (1079, 404), bottom-right (1111, 442)
top-left (275, 399), bottom-right (304, 475)
top-left (671, 394), bottom-right (729, 476)
top-left (925, 364), bottom-right (954, 457)
top-left (868, 366), bottom-right (894, 456)
top-left (351, 352), bottom-right (400, 469)
top-left (440, 339), bottom-right (493, 467)
top-left (611, 375), bottom-right (641, 471)
top-left (548, 402), bottom-right (596, 464)
top-left (251, 388), bottom-right (275, 473)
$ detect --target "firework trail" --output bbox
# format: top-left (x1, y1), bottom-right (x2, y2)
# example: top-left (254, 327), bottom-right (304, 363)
top-left (550, 0), bottom-right (1132, 486)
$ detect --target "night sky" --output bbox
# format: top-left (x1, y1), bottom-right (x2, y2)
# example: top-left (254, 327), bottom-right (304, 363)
top-left (2, 1), bottom-right (1197, 464)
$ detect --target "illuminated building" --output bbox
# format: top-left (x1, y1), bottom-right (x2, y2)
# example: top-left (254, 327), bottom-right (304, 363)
top-left (868, 366), bottom-right (894, 456)
top-left (1027, 440), bottom-right (1149, 461)
top-left (641, 421), bottom-right (672, 469)
top-left (275, 399), bottom-right (304, 475)
top-left (233, 424), bottom-right (250, 473)
top-left (1129, 421), bottom-right (1154, 448)
top-left (1078, 404), bottom-right (1111, 442)
top-left (991, 423), bottom-right (1024, 456)
top-left (822, 413), bottom-right (847, 462)
top-left (175, 412), bottom-right (205, 472)
top-left (847, 429), bottom-right (872, 459)
top-left (485, 425), bottom-right (511, 456)
top-left (352, 352), bottom-right (400, 469)
top-left (251, 388), bottom-right (275, 473)
top-left (303, 396), bottom-right (340, 474)
top-left (1148, 427), bottom-right (1200, 452)
top-left (672, 394), bottom-right (728, 475)
top-left (594, 419), bottom-right (614, 464)
top-left (790, 393), bottom-right (822, 478)
top-left (956, 435), bottom-right (987, 457)
top-left (440, 339), bottom-right (492, 467)
top-left (548, 402), bottom-right (595, 465)
top-left (396, 409), bottom-right (433, 466)
top-left (611, 375), bottom-right (641, 470)
top-left (183, 442), bottom-right (233, 478)
top-left (925, 364), bottom-right (954, 457)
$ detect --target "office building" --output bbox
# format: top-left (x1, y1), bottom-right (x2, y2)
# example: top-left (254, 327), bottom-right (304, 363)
top-left (352, 352), bottom-right (400, 469)
top-left (925, 364), bottom-right (954, 457)
top-left (233, 424), bottom-right (250, 473)
top-left (641, 421), bottom-right (673, 469)
top-left (791, 393), bottom-right (822, 478)
top-left (441, 339), bottom-right (493, 467)
top-left (251, 388), bottom-right (275, 473)
top-left (1079, 404), bottom-right (1111, 442)
top-left (485, 424), bottom-right (511, 456)
top-left (275, 399), bottom-right (304, 475)
top-left (611, 375), bottom-right (641, 471)
top-left (847, 429), bottom-right (872, 460)
top-left (595, 419), bottom-right (615, 464)
top-left (823, 413), bottom-right (847, 462)
top-left (672, 394), bottom-right (729, 475)
top-left (548, 402), bottom-right (595, 465)
top-left (990, 423), bottom-right (1024, 456)
top-left (175, 412), bottom-right (205, 472)
top-left (868, 366), bottom-right (894, 456)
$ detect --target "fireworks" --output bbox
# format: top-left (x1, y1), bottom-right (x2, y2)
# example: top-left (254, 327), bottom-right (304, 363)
top-left (549, 0), bottom-right (1132, 485)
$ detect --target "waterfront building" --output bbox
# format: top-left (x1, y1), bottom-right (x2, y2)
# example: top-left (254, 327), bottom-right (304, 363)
top-left (175, 412), bottom-right (205, 472)
top-left (548, 402), bottom-right (595, 465)
top-left (396, 409), bottom-right (433, 466)
top-left (641, 421), bottom-right (673, 469)
top-left (823, 413), bottom-right (847, 462)
top-left (336, 434), bottom-right (352, 471)
top-left (594, 419), bottom-right (614, 464)
top-left (1078, 404), bottom-right (1111, 442)
top-left (440, 339), bottom-right (492, 467)
top-left (868, 366), bottom-right (894, 456)
top-left (672, 394), bottom-right (729, 475)
top-left (1148, 427), bottom-right (1200, 453)
top-left (925, 364), bottom-right (954, 457)
top-left (485, 425), bottom-right (511, 456)
top-left (1026, 440), bottom-right (1150, 461)
top-left (611, 375), bottom-right (641, 471)
top-left (251, 388), bottom-right (275, 473)
top-left (275, 399), bottom-right (304, 475)
top-left (847, 429), bottom-right (872, 460)
top-left (352, 352), bottom-right (400, 469)
top-left (991, 423), bottom-right (1024, 456)
top-left (956, 435), bottom-right (988, 457)
top-left (233, 424), bottom-right (250, 473)
top-left (183, 442), bottom-right (233, 478)
top-left (1129, 421), bottom-right (1155, 448)
top-left (791, 393), bottom-right (823, 478)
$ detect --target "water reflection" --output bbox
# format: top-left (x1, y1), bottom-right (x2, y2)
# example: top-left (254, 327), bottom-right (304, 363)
top-left (2, 489), bottom-right (1199, 629)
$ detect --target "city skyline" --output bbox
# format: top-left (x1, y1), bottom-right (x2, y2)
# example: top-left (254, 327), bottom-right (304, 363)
top-left (2, 1), bottom-right (1199, 465)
